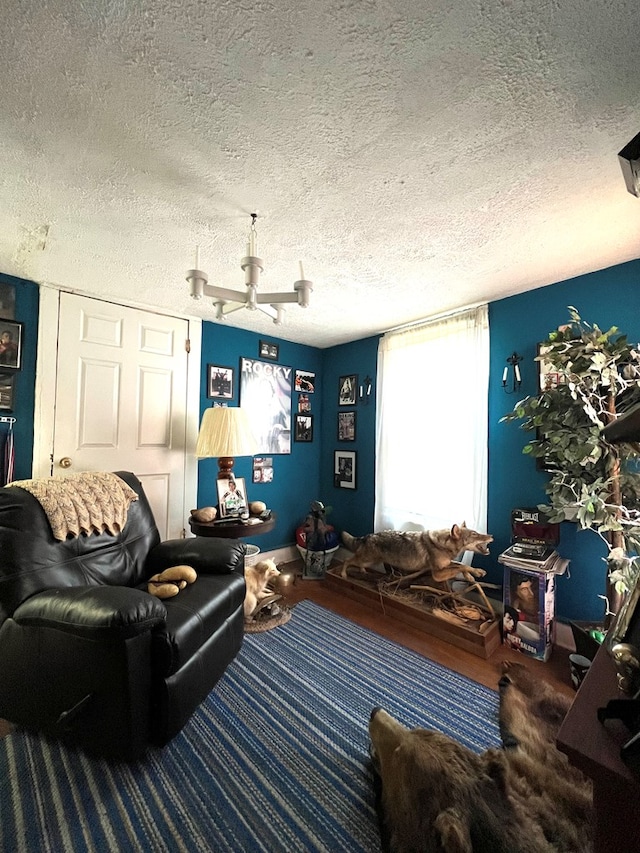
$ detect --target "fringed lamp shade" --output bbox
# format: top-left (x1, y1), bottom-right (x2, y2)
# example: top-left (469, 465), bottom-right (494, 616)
top-left (195, 407), bottom-right (258, 479)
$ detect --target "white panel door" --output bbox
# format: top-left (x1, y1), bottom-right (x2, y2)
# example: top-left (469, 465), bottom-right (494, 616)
top-left (52, 292), bottom-right (190, 539)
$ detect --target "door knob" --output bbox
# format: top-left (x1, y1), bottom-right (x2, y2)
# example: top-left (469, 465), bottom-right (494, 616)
top-left (59, 457), bottom-right (72, 468)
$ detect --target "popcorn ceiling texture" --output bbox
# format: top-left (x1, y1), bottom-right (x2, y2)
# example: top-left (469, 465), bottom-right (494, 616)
top-left (0, 0), bottom-right (639, 347)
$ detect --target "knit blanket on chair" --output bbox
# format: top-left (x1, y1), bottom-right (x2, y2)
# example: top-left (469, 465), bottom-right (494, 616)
top-left (6, 472), bottom-right (138, 540)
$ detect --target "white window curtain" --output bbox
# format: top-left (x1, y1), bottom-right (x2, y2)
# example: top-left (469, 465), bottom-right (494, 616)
top-left (374, 305), bottom-right (489, 537)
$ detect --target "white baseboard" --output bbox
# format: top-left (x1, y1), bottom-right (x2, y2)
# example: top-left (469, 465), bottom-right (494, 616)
top-left (260, 544), bottom-right (298, 564)
top-left (261, 545), bottom-right (352, 565)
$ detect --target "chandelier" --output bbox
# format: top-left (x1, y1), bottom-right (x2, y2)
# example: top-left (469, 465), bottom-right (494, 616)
top-left (186, 214), bottom-right (312, 325)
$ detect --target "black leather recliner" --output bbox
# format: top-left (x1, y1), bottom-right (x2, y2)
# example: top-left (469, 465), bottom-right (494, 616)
top-left (0, 471), bottom-right (246, 759)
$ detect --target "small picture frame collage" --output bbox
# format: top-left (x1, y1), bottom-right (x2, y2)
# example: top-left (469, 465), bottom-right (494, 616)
top-left (335, 374), bottom-right (357, 488)
top-left (294, 369), bottom-right (315, 443)
top-left (337, 373), bottom-right (356, 443)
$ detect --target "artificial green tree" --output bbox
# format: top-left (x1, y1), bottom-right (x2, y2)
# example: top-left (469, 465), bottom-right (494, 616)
top-left (502, 307), bottom-right (640, 621)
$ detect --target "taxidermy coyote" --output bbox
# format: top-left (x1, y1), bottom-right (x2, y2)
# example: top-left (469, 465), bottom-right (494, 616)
top-left (340, 523), bottom-right (493, 582)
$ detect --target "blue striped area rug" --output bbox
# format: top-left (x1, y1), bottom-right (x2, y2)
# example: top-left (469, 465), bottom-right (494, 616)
top-left (0, 600), bottom-right (501, 852)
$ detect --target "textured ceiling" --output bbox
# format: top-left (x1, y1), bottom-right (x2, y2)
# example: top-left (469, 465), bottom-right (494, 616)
top-left (1, 0), bottom-right (639, 348)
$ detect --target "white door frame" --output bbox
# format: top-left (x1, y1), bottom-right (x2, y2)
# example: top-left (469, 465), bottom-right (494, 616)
top-left (33, 285), bottom-right (202, 528)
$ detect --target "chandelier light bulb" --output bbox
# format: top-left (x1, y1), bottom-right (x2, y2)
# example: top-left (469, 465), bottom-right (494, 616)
top-left (185, 213), bottom-right (312, 325)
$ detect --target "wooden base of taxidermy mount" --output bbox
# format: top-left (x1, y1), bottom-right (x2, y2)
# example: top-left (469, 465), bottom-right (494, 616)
top-left (325, 566), bottom-right (500, 659)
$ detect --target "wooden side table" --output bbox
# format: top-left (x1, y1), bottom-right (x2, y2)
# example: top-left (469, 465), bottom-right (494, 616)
top-left (557, 642), bottom-right (640, 853)
top-left (189, 514), bottom-right (276, 539)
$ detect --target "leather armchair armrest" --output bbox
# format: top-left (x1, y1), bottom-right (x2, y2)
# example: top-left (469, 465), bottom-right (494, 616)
top-left (146, 537), bottom-right (247, 575)
top-left (13, 586), bottom-right (166, 640)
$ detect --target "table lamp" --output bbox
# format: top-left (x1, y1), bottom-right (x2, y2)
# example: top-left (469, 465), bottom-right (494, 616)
top-left (195, 406), bottom-right (259, 480)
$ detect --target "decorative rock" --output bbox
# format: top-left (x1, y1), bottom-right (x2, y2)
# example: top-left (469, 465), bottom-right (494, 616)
top-left (249, 501), bottom-right (267, 516)
top-left (190, 506), bottom-right (217, 522)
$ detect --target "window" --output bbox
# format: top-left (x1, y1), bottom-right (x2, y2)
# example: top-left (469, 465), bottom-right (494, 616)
top-left (375, 305), bottom-right (489, 536)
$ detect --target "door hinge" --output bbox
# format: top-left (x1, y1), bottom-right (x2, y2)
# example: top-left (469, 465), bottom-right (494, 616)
top-left (185, 338), bottom-right (191, 353)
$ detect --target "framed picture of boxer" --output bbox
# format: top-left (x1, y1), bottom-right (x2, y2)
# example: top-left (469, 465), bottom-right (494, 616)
top-left (334, 450), bottom-right (356, 489)
top-left (294, 413), bottom-right (313, 442)
top-left (259, 340), bottom-right (279, 361)
top-left (337, 411), bottom-right (356, 441)
top-left (338, 374), bottom-right (357, 406)
top-left (207, 364), bottom-right (234, 399)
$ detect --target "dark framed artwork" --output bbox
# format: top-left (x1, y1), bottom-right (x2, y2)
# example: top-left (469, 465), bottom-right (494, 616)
top-left (207, 364), bottom-right (234, 399)
top-left (295, 369), bottom-right (315, 393)
top-left (0, 320), bottom-right (23, 371)
top-left (337, 410), bottom-right (356, 441)
top-left (0, 285), bottom-right (16, 319)
top-left (240, 357), bottom-right (292, 454)
top-left (334, 449), bottom-right (356, 489)
top-left (339, 374), bottom-right (357, 406)
top-left (294, 413), bottom-right (313, 442)
top-left (0, 372), bottom-right (15, 410)
top-left (298, 393), bottom-right (311, 413)
top-left (259, 340), bottom-right (279, 361)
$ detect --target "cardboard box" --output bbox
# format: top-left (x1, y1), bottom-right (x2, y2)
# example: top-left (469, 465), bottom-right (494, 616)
top-left (510, 507), bottom-right (560, 550)
top-left (502, 563), bottom-right (559, 662)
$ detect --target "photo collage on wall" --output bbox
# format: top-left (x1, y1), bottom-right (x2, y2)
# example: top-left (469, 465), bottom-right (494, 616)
top-left (335, 373), bottom-right (358, 489)
top-left (253, 456), bottom-right (274, 484)
top-left (236, 346), bottom-right (318, 484)
top-left (337, 373), bottom-right (357, 443)
top-left (294, 368), bottom-right (315, 443)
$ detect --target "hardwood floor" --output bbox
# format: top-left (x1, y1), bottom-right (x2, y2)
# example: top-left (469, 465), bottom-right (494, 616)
top-left (278, 560), bottom-right (575, 698)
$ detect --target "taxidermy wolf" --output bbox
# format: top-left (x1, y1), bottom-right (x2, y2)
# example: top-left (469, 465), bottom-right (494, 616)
top-left (340, 523), bottom-right (493, 582)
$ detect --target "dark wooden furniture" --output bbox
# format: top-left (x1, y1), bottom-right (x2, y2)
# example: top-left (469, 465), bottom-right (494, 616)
top-left (557, 642), bottom-right (640, 853)
top-left (189, 513), bottom-right (276, 539)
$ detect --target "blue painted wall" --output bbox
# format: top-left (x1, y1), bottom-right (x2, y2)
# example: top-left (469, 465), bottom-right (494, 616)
top-left (8, 259), bottom-right (640, 624)
top-left (318, 335), bottom-right (380, 537)
top-left (487, 260), bottom-right (640, 623)
top-left (0, 275), bottom-right (39, 482)
top-left (198, 322), bottom-right (324, 552)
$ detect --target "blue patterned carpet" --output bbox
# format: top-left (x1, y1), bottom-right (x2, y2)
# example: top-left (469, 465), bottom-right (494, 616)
top-left (0, 600), bottom-right (501, 852)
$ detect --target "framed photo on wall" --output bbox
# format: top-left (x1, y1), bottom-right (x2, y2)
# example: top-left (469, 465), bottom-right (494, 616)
top-left (259, 340), bottom-right (279, 361)
top-left (337, 411), bottom-right (356, 441)
top-left (294, 413), bottom-right (313, 442)
top-left (298, 393), bottom-right (311, 413)
top-left (0, 372), bottom-right (14, 410)
top-left (295, 369), bottom-right (315, 392)
top-left (0, 320), bottom-right (23, 370)
top-left (0, 285), bottom-right (16, 320)
top-left (334, 449), bottom-right (356, 489)
top-left (240, 357), bottom-right (292, 454)
top-left (207, 364), bottom-right (234, 399)
top-left (253, 457), bottom-right (274, 483)
top-left (338, 374), bottom-right (357, 406)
